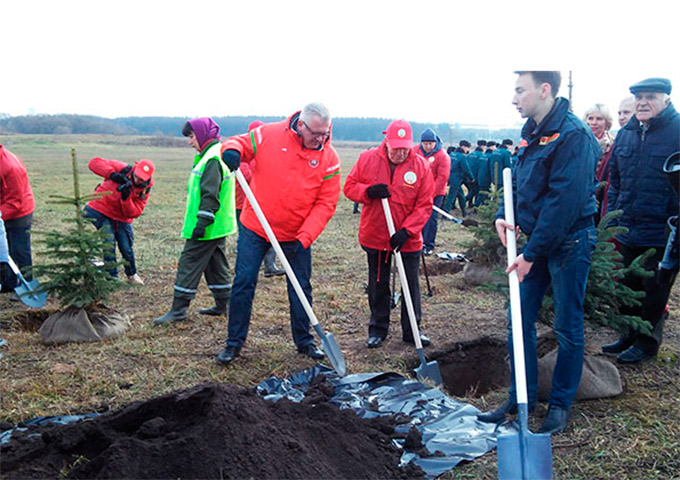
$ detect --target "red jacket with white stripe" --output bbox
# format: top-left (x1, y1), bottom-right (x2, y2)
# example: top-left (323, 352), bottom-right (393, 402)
top-left (344, 141), bottom-right (434, 253)
top-left (222, 112), bottom-right (341, 248)
top-left (86, 157), bottom-right (153, 223)
top-left (414, 145), bottom-right (450, 197)
top-left (0, 145), bottom-right (35, 221)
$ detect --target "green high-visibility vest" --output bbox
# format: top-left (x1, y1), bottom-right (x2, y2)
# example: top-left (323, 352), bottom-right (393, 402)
top-left (181, 141), bottom-right (236, 240)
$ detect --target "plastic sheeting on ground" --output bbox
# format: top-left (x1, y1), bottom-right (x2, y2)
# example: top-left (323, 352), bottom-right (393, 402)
top-left (257, 365), bottom-right (510, 479)
top-left (0, 413), bottom-right (100, 445)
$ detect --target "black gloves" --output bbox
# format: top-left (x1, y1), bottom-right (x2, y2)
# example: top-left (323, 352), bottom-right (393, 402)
top-left (222, 149), bottom-right (241, 172)
top-left (191, 224), bottom-right (206, 240)
top-left (118, 181), bottom-right (132, 200)
top-left (366, 183), bottom-right (390, 199)
top-left (109, 171), bottom-right (128, 184)
top-left (390, 228), bottom-right (409, 252)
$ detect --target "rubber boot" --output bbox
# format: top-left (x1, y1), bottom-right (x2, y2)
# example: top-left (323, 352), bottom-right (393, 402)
top-left (263, 249), bottom-right (285, 277)
top-left (199, 296), bottom-right (229, 316)
top-left (152, 297), bottom-right (190, 325)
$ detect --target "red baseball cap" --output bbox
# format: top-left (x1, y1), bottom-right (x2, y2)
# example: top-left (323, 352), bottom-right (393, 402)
top-left (383, 120), bottom-right (413, 149)
top-left (134, 159), bottom-right (155, 181)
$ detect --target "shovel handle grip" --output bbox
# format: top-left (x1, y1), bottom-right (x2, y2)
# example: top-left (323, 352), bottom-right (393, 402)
top-left (432, 204), bottom-right (463, 224)
top-left (381, 199), bottom-right (424, 350)
top-left (503, 168), bottom-right (528, 406)
top-left (235, 169), bottom-right (319, 327)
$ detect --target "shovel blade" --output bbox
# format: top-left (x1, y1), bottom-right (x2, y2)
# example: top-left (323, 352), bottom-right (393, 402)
top-left (15, 280), bottom-right (47, 308)
top-left (414, 359), bottom-right (443, 387)
top-left (319, 332), bottom-right (346, 377)
top-left (498, 431), bottom-right (553, 480)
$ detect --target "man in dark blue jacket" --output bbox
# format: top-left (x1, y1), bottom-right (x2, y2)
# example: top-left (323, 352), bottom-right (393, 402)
top-left (444, 140), bottom-right (473, 215)
top-left (477, 71), bottom-right (599, 435)
top-left (602, 78), bottom-right (680, 364)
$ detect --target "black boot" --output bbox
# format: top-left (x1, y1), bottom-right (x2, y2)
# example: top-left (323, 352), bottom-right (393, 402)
top-left (153, 297), bottom-right (190, 325)
top-left (263, 249), bottom-right (285, 277)
top-left (602, 336), bottom-right (635, 354)
top-left (199, 296), bottom-right (229, 316)
top-left (477, 398), bottom-right (536, 423)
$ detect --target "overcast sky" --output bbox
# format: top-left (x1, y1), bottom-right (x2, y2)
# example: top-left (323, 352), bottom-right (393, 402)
top-left (4, 0), bottom-right (679, 129)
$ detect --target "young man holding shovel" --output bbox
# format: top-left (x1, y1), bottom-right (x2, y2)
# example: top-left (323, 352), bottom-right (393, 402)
top-left (344, 119), bottom-right (434, 349)
top-left (478, 71), bottom-right (598, 434)
top-left (216, 103), bottom-right (341, 364)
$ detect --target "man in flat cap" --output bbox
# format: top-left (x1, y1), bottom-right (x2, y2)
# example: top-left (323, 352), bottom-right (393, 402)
top-left (602, 78), bottom-right (680, 364)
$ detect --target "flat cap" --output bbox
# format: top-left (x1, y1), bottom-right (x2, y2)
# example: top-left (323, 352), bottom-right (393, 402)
top-left (629, 77), bottom-right (672, 95)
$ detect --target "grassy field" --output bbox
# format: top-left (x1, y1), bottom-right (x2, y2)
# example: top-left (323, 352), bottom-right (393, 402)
top-left (1, 134), bottom-right (679, 479)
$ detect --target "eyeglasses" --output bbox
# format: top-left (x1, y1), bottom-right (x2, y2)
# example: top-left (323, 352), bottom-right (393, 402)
top-left (302, 121), bottom-right (331, 139)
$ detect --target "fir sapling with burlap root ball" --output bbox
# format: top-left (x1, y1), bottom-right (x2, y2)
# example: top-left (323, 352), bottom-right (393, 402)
top-left (32, 149), bottom-right (131, 344)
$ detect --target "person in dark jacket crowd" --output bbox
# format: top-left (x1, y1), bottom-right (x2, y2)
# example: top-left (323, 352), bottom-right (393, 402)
top-left (84, 157), bottom-right (155, 284)
top-left (444, 140), bottom-right (473, 215)
top-left (0, 145), bottom-right (35, 292)
top-left (465, 140), bottom-right (485, 207)
top-left (601, 78), bottom-right (680, 364)
top-left (416, 128), bottom-right (450, 255)
top-left (344, 119), bottom-right (434, 349)
top-left (478, 71), bottom-right (598, 435)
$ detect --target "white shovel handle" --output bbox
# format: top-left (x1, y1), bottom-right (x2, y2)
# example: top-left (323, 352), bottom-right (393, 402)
top-left (235, 169), bottom-right (319, 327)
top-left (503, 168), bottom-right (528, 405)
top-left (381, 198), bottom-right (424, 350)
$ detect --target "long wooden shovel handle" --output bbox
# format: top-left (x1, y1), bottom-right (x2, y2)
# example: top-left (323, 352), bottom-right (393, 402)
top-left (235, 169), bottom-right (320, 327)
top-left (381, 198), bottom-right (424, 350)
top-left (503, 168), bottom-right (528, 406)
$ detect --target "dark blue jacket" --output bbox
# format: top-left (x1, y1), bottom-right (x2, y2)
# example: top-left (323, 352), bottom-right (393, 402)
top-left (448, 149), bottom-right (473, 192)
top-left (607, 102), bottom-right (680, 247)
top-left (498, 97), bottom-right (599, 262)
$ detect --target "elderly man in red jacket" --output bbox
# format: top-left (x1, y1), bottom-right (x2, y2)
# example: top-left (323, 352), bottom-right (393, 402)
top-left (0, 145), bottom-right (35, 292)
top-left (344, 120), bottom-right (435, 349)
top-left (216, 103), bottom-right (341, 364)
top-left (84, 157), bottom-right (154, 284)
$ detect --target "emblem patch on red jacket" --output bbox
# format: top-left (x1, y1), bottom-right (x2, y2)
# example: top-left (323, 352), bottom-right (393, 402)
top-left (403, 171), bottom-right (417, 185)
top-left (308, 159), bottom-right (319, 168)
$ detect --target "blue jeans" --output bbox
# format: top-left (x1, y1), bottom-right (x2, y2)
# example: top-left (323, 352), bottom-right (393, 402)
top-left (0, 213), bottom-right (33, 290)
top-left (507, 225), bottom-right (596, 410)
top-left (422, 195), bottom-right (444, 250)
top-left (83, 206), bottom-right (136, 277)
top-left (227, 226), bottom-right (314, 349)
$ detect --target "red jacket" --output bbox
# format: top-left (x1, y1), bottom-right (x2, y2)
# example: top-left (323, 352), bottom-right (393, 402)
top-left (344, 141), bottom-right (434, 253)
top-left (222, 112), bottom-right (341, 248)
top-left (0, 145), bottom-right (35, 221)
top-left (86, 157), bottom-right (153, 223)
top-left (235, 161), bottom-right (253, 211)
top-left (414, 145), bottom-right (450, 197)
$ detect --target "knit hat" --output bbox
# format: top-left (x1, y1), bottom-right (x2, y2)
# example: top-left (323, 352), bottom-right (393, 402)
top-left (420, 128), bottom-right (437, 142)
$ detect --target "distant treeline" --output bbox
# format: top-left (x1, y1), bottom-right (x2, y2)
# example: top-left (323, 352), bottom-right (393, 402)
top-left (0, 114), bottom-right (520, 145)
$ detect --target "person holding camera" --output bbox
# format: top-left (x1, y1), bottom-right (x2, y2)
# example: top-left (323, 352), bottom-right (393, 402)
top-left (84, 156), bottom-right (155, 284)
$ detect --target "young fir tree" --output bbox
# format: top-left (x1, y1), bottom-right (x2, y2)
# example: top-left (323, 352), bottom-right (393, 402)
top-left (464, 186), bottom-right (653, 336)
top-left (33, 149), bottom-right (126, 309)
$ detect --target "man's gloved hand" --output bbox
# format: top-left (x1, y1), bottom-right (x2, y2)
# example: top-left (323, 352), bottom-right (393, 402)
top-left (366, 183), bottom-right (390, 199)
top-left (191, 224), bottom-right (206, 240)
top-left (222, 149), bottom-right (241, 172)
top-left (109, 171), bottom-right (128, 184)
top-left (390, 228), bottom-right (409, 252)
top-left (118, 181), bottom-right (132, 200)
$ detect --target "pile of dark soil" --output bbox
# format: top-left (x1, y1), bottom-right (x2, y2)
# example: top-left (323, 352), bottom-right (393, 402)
top-left (1, 381), bottom-right (424, 479)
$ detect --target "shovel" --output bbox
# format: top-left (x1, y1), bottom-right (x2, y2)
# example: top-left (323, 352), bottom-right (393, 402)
top-left (381, 198), bottom-right (442, 386)
top-left (235, 169), bottom-right (346, 377)
top-left (432, 205), bottom-right (478, 227)
top-left (6, 256), bottom-right (47, 308)
top-left (497, 168), bottom-right (552, 480)
top-left (390, 257), bottom-right (400, 309)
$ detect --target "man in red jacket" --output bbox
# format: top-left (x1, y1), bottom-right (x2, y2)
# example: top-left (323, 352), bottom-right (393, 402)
top-left (83, 157), bottom-right (154, 284)
top-left (0, 145), bottom-right (35, 292)
top-left (344, 120), bottom-right (435, 348)
top-left (416, 128), bottom-right (450, 255)
top-left (216, 103), bottom-right (341, 364)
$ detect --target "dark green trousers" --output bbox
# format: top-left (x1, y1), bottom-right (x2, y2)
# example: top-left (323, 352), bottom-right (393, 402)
top-left (173, 237), bottom-right (231, 301)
